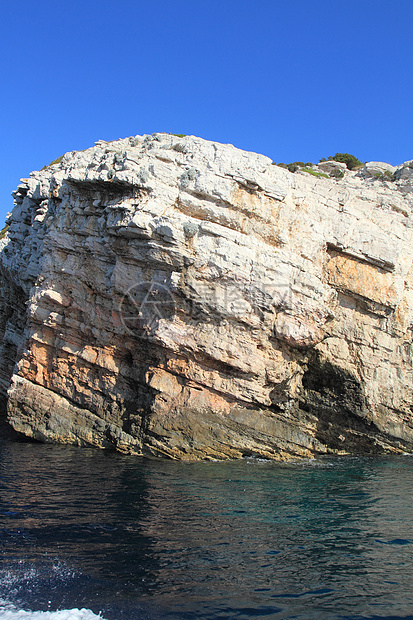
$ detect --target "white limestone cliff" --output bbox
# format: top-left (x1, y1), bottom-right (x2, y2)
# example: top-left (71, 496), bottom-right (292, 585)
top-left (0, 133), bottom-right (412, 459)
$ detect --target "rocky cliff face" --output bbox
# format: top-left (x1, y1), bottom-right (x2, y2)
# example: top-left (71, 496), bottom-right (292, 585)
top-left (1, 133), bottom-right (413, 459)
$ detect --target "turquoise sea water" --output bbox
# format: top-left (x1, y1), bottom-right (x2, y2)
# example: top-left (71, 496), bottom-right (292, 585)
top-left (0, 423), bottom-right (412, 620)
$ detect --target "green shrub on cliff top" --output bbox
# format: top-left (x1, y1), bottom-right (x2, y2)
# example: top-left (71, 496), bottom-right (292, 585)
top-left (276, 162), bottom-right (302, 173)
top-left (327, 153), bottom-right (363, 170)
top-left (274, 153), bottom-right (363, 175)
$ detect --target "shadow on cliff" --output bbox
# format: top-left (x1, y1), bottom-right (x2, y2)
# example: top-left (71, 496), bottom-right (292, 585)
top-left (0, 395), bottom-right (34, 441)
top-left (300, 351), bottom-right (406, 454)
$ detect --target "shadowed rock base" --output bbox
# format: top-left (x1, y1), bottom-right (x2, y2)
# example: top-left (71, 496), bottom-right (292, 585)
top-left (7, 368), bottom-right (411, 460)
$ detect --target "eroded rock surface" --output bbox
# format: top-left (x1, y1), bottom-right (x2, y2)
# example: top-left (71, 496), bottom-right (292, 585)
top-left (1, 133), bottom-right (413, 459)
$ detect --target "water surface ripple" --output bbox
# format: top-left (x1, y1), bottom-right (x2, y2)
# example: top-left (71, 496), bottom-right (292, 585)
top-left (0, 427), bottom-right (412, 619)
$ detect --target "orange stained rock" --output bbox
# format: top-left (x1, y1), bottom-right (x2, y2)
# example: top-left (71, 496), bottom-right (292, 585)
top-left (326, 254), bottom-right (397, 307)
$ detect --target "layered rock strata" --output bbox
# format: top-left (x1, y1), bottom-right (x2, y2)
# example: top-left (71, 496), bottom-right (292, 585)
top-left (1, 134), bottom-right (413, 459)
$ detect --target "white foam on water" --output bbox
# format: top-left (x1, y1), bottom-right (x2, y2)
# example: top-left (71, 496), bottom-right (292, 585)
top-left (0, 559), bottom-right (106, 619)
top-left (0, 600), bottom-right (104, 620)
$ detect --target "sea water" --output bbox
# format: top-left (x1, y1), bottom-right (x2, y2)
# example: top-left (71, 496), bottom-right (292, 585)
top-left (0, 423), bottom-right (412, 620)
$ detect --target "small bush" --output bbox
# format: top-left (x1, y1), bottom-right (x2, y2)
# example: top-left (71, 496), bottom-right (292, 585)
top-left (277, 162), bottom-right (320, 174)
top-left (329, 168), bottom-right (345, 179)
top-left (373, 171), bottom-right (395, 182)
top-left (171, 133), bottom-right (187, 138)
top-left (276, 163), bottom-right (299, 172)
top-left (327, 153), bottom-right (363, 170)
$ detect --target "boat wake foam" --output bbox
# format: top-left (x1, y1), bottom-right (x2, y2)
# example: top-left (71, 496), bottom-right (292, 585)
top-left (0, 600), bottom-right (103, 619)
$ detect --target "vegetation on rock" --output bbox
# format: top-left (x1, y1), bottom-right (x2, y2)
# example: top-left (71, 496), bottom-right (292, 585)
top-left (373, 170), bottom-right (395, 182)
top-left (329, 168), bottom-right (345, 179)
top-left (0, 224), bottom-right (9, 239)
top-left (301, 167), bottom-right (329, 179)
top-left (275, 153), bottom-right (363, 174)
top-left (325, 153), bottom-right (363, 170)
top-left (41, 155), bottom-right (64, 170)
top-left (276, 162), bottom-right (304, 173)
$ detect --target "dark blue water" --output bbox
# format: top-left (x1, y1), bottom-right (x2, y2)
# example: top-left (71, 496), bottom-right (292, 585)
top-left (1, 423), bottom-right (413, 620)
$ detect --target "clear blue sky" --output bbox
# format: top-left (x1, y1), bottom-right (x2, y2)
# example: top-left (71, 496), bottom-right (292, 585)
top-left (1, 0), bottom-right (412, 222)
